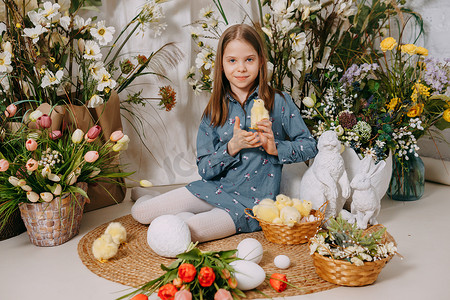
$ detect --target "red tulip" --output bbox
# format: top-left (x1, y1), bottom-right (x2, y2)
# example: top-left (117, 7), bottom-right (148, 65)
top-left (86, 125), bottom-right (102, 140)
top-left (49, 130), bottom-right (62, 140)
top-left (26, 139), bottom-right (38, 151)
top-left (37, 114), bottom-right (52, 129)
top-left (5, 104), bottom-right (17, 118)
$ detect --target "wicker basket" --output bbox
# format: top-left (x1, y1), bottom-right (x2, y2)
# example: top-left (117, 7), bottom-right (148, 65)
top-left (19, 182), bottom-right (88, 247)
top-left (244, 203), bottom-right (325, 245)
top-left (311, 225), bottom-right (396, 286)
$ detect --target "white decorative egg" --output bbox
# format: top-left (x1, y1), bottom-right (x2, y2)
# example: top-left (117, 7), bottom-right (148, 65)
top-left (147, 215), bottom-right (191, 258)
top-left (236, 238), bottom-right (263, 264)
top-left (230, 260), bottom-right (266, 290)
top-left (274, 255), bottom-right (291, 269)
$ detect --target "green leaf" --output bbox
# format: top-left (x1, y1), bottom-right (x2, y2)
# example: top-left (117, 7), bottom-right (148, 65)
top-left (176, 248), bottom-right (202, 260)
top-left (67, 185), bottom-right (88, 199)
top-left (434, 118), bottom-right (450, 131)
top-left (217, 249), bottom-right (237, 259)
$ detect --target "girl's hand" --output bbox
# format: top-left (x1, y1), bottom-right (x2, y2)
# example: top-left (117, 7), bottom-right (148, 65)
top-left (228, 116), bottom-right (261, 156)
top-left (256, 119), bottom-right (278, 156)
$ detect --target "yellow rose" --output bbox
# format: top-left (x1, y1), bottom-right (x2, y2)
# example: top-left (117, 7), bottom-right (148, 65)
top-left (401, 44), bottom-right (417, 55)
top-left (416, 46), bottom-right (429, 56)
top-left (380, 37), bottom-right (397, 52)
top-left (407, 103), bottom-right (424, 117)
top-left (443, 108), bottom-right (450, 122)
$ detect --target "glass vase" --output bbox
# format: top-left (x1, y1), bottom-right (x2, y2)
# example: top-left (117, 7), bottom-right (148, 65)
top-left (387, 151), bottom-right (425, 201)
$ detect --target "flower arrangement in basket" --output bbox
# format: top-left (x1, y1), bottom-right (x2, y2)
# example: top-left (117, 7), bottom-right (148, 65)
top-left (309, 215), bottom-right (398, 286)
top-left (0, 106), bottom-right (132, 246)
top-left (245, 194), bottom-right (325, 245)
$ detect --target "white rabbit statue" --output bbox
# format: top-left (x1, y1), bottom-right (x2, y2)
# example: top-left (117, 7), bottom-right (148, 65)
top-left (299, 130), bottom-right (351, 221)
top-left (349, 156), bottom-right (387, 229)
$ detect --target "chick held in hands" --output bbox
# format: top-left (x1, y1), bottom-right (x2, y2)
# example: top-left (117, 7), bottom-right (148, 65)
top-left (250, 99), bottom-right (269, 129)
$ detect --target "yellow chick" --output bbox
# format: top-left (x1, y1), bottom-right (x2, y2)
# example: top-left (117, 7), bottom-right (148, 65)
top-left (259, 198), bottom-right (275, 206)
top-left (253, 203), bottom-right (279, 223)
top-left (250, 99), bottom-right (270, 129)
top-left (292, 198), bottom-right (313, 217)
top-left (92, 233), bottom-right (119, 262)
top-left (300, 200), bottom-right (313, 217)
top-left (280, 206), bottom-right (301, 227)
top-left (104, 222), bottom-right (127, 245)
top-left (275, 194), bottom-right (293, 211)
top-left (272, 217), bottom-right (283, 224)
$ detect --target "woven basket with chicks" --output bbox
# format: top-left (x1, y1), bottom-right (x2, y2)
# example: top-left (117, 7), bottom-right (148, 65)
top-left (245, 194), bottom-right (325, 245)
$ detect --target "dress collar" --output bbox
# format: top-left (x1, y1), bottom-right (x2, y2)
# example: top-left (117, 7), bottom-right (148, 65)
top-left (227, 86), bottom-right (260, 104)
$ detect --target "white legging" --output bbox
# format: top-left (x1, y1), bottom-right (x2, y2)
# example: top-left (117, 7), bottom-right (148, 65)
top-left (131, 187), bottom-right (236, 242)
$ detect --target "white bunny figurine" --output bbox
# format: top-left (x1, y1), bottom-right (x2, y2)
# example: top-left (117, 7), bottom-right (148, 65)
top-left (299, 130), bottom-right (351, 221)
top-left (350, 156), bottom-right (386, 229)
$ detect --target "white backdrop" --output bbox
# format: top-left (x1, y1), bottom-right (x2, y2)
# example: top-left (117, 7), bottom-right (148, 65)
top-left (96, 0), bottom-right (449, 187)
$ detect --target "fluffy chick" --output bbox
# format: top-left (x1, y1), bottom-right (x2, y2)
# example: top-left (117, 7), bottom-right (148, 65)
top-left (92, 233), bottom-right (119, 262)
top-left (280, 206), bottom-right (301, 227)
top-left (275, 194), bottom-right (293, 211)
top-left (292, 199), bottom-right (313, 217)
top-left (259, 198), bottom-right (275, 206)
top-left (250, 99), bottom-right (270, 129)
top-left (253, 203), bottom-right (279, 223)
top-left (104, 222), bottom-right (127, 245)
top-left (272, 217), bottom-right (283, 224)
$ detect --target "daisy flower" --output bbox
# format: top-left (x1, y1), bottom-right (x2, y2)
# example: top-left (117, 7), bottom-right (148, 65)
top-left (83, 40), bottom-right (102, 60)
top-left (90, 20), bottom-right (115, 46)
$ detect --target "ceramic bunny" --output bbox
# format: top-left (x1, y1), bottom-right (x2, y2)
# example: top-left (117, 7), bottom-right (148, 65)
top-left (350, 156), bottom-right (387, 229)
top-left (299, 130), bottom-right (351, 221)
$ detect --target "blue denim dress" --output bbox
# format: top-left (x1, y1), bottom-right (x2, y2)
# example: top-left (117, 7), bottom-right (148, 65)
top-left (186, 89), bottom-right (318, 232)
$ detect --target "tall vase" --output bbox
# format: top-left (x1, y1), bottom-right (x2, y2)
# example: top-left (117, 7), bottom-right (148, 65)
top-left (387, 151), bottom-right (425, 201)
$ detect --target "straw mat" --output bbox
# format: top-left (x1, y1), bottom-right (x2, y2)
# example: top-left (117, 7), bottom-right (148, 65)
top-left (78, 214), bottom-right (337, 298)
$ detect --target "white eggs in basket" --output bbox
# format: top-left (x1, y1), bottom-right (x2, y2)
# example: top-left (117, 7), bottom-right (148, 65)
top-left (274, 255), bottom-right (291, 269)
top-left (236, 238), bottom-right (263, 263)
top-left (230, 260), bottom-right (266, 290)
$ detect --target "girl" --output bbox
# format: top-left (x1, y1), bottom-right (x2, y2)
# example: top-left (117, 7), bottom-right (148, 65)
top-left (132, 24), bottom-right (317, 242)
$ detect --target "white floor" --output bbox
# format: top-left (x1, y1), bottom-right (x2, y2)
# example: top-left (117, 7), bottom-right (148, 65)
top-left (1, 182), bottom-right (449, 300)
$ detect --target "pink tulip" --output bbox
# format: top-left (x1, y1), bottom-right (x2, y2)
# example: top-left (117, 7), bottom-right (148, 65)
top-left (84, 151), bottom-right (99, 163)
top-left (87, 125), bottom-right (102, 140)
top-left (0, 159), bottom-right (9, 171)
top-left (110, 130), bottom-right (124, 142)
top-left (26, 138), bottom-right (38, 151)
top-left (5, 104), bottom-right (17, 118)
top-left (49, 130), bottom-right (62, 140)
top-left (214, 289), bottom-right (233, 300)
top-left (37, 114), bottom-right (52, 129)
top-left (174, 290), bottom-right (192, 300)
top-left (26, 158), bottom-right (38, 171)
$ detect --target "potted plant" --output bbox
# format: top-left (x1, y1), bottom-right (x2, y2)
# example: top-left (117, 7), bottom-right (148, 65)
top-left (309, 215), bottom-right (398, 286)
top-left (0, 107), bottom-right (132, 246)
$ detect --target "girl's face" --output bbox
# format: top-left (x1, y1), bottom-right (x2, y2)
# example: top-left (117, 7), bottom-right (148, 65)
top-left (222, 39), bottom-right (260, 102)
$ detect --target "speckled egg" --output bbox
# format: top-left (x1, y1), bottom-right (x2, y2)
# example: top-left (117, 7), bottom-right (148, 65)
top-left (274, 254), bottom-right (291, 269)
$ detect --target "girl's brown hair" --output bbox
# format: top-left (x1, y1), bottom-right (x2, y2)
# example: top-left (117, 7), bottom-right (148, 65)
top-left (202, 24), bottom-right (277, 127)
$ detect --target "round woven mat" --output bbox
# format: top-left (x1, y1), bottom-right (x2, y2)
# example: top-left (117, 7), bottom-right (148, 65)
top-left (78, 214), bottom-right (337, 298)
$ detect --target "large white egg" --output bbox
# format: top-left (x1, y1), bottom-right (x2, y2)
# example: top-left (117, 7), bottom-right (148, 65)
top-left (147, 215), bottom-right (191, 258)
top-left (236, 238), bottom-right (263, 264)
top-left (230, 260), bottom-right (266, 290)
top-left (274, 255), bottom-right (291, 269)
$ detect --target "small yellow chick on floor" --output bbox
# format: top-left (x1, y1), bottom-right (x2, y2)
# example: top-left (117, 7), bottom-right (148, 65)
top-left (104, 222), bottom-right (127, 245)
top-left (292, 198), bottom-right (313, 217)
top-left (92, 233), bottom-right (119, 262)
top-left (253, 203), bottom-right (279, 223)
top-left (250, 99), bottom-right (270, 129)
top-left (280, 206), bottom-right (301, 227)
top-left (275, 194), bottom-right (293, 211)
